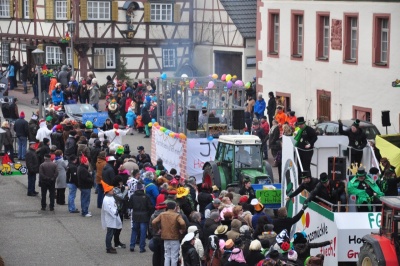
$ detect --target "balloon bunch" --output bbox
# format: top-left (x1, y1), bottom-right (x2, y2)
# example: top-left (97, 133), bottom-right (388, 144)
top-left (153, 120), bottom-right (187, 140)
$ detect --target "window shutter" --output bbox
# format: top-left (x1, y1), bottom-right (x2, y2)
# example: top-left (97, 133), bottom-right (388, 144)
top-left (67, 0), bottom-right (71, 20)
top-left (174, 4), bottom-right (181, 23)
top-left (143, 3), bottom-right (150, 22)
top-left (18, 0), bottom-right (22, 18)
top-left (29, 0), bottom-right (34, 19)
top-left (80, 0), bottom-right (87, 20)
top-left (45, 0), bottom-right (54, 20)
top-left (111, 1), bottom-right (118, 21)
top-left (10, 0), bottom-right (14, 18)
top-left (74, 49), bottom-right (79, 69)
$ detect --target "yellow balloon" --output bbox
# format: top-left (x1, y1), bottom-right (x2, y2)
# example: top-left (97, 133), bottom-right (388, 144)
top-left (148, 122), bottom-right (153, 127)
top-left (212, 73), bottom-right (218, 79)
top-left (169, 132), bottom-right (175, 137)
top-left (226, 74), bottom-right (232, 82)
top-left (301, 212), bottom-right (306, 227)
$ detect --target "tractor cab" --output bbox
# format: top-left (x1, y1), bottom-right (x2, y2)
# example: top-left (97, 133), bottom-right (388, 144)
top-left (203, 135), bottom-right (273, 190)
top-left (380, 197), bottom-right (400, 261)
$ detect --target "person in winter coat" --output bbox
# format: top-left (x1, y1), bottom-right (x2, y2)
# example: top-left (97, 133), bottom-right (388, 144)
top-left (254, 94), bottom-right (266, 120)
top-left (64, 130), bottom-right (77, 160)
top-left (125, 109), bottom-right (136, 132)
top-left (89, 78), bottom-right (100, 110)
top-left (79, 80), bottom-right (89, 103)
top-left (2, 121), bottom-right (14, 162)
top-left (143, 172), bottom-right (159, 207)
top-left (26, 141), bottom-right (40, 196)
top-left (52, 87), bottom-right (64, 106)
top-left (273, 207), bottom-right (305, 237)
top-left (48, 76), bottom-right (58, 96)
top-left (198, 183), bottom-right (213, 218)
top-left (54, 150), bottom-right (68, 205)
top-left (96, 151), bottom-right (107, 208)
top-left (36, 120), bottom-right (52, 145)
top-left (339, 119), bottom-right (367, 166)
top-left (7, 62), bottom-right (15, 90)
top-left (128, 182), bottom-right (154, 252)
top-left (226, 219), bottom-right (242, 241)
top-left (21, 61), bottom-right (29, 94)
top-left (181, 232), bottom-right (201, 266)
top-left (102, 118), bottom-right (114, 131)
top-left (57, 65), bottom-right (70, 89)
top-left (28, 114), bottom-right (39, 142)
top-left (203, 210), bottom-right (221, 242)
top-left (39, 154), bottom-right (58, 211)
top-left (292, 232), bottom-right (332, 265)
top-left (51, 124), bottom-right (64, 152)
top-left (225, 248), bottom-right (248, 266)
top-left (14, 111), bottom-right (29, 160)
top-left (37, 138), bottom-right (51, 165)
top-left (101, 181), bottom-right (122, 254)
top-left (66, 155), bottom-right (79, 213)
top-left (141, 101), bottom-right (151, 138)
top-left (245, 240), bottom-right (265, 266)
top-left (77, 155), bottom-right (93, 217)
top-left (266, 92), bottom-right (276, 126)
top-left (102, 156), bottom-right (116, 186)
top-left (149, 202), bottom-right (167, 266)
top-left (287, 171), bottom-right (319, 201)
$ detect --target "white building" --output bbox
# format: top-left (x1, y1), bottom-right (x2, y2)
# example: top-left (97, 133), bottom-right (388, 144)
top-left (257, 0), bottom-right (400, 134)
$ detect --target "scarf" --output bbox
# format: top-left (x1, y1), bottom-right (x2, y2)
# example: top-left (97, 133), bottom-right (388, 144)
top-left (294, 126), bottom-right (305, 147)
top-left (229, 248), bottom-right (246, 263)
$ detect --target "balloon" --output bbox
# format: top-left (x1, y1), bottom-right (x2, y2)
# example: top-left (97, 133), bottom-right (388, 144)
top-left (151, 118), bottom-right (156, 123)
top-left (179, 133), bottom-right (186, 140)
top-left (227, 81), bottom-right (233, 89)
top-left (148, 122), bottom-right (153, 127)
top-left (165, 130), bottom-right (171, 135)
top-left (189, 80), bottom-right (195, 89)
top-left (212, 73), bottom-right (218, 79)
top-left (181, 74), bottom-right (188, 78)
top-left (305, 212), bottom-right (310, 228)
top-left (207, 81), bottom-right (214, 89)
top-left (301, 213), bottom-right (306, 227)
top-left (207, 136), bottom-right (214, 141)
top-left (153, 122), bottom-right (159, 127)
top-left (169, 132), bottom-right (174, 137)
top-left (226, 74), bottom-right (232, 82)
top-left (160, 127), bottom-right (165, 132)
top-left (174, 133), bottom-right (180, 138)
top-left (221, 74), bottom-right (226, 81)
top-left (244, 132), bottom-right (249, 135)
top-left (245, 82), bottom-right (251, 89)
top-left (161, 73), bottom-right (167, 80)
top-left (235, 80), bottom-right (244, 86)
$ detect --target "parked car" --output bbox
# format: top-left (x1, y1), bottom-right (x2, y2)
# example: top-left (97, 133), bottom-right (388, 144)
top-left (46, 104), bottom-right (99, 123)
top-left (315, 119), bottom-right (381, 140)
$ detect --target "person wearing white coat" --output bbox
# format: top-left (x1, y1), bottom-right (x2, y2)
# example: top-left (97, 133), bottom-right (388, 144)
top-left (99, 123), bottom-right (131, 150)
top-left (36, 120), bottom-right (52, 145)
top-left (180, 225), bottom-right (204, 265)
top-left (101, 181), bottom-right (122, 254)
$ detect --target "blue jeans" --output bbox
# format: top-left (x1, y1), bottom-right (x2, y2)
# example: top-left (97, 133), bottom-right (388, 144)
top-left (92, 103), bottom-right (99, 111)
top-left (67, 183), bottom-right (78, 212)
top-left (22, 80), bottom-right (27, 93)
top-left (97, 183), bottom-right (104, 209)
top-left (8, 77), bottom-right (14, 90)
top-left (33, 84), bottom-right (38, 98)
top-left (17, 136), bottom-right (27, 160)
top-left (27, 173), bottom-right (36, 194)
top-left (130, 221), bottom-right (148, 251)
top-left (106, 228), bottom-right (116, 250)
top-left (80, 188), bottom-right (91, 215)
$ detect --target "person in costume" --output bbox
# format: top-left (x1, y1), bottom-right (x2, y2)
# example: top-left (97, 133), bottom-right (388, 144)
top-left (99, 123), bottom-right (131, 149)
top-left (338, 119), bottom-right (367, 166)
top-left (294, 117), bottom-right (318, 172)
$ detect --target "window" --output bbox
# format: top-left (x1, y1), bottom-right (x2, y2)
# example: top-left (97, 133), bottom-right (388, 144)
top-left (23, 0), bottom-right (29, 18)
top-left (316, 13), bottom-right (330, 60)
top-left (94, 48), bottom-right (115, 69)
top-left (0, 0), bottom-right (10, 17)
top-left (21, 43), bottom-right (26, 51)
top-left (162, 48), bottom-right (176, 69)
top-left (0, 42), bottom-right (10, 64)
top-left (150, 3), bottom-right (172, 22)
top-left (46, 46), bottom-right (63, 65)
top-left (55, 0), bottom-right (68, 20)
top-left (353, 106), bottom-right (372, 122)
top-left (246, 56), bottom-right (256, 68)
top-left (344, 14), bottom-right (358, 63)
top-left (291, 11), bottom-right (304, 59)
top-left (268, 10), bottom-right (280, 57)
top-left (88, 1), bottom-right (110, 20)
top-left (373, 15), bottom-right (390, 67)
top-left (66, 47), bottom-right (72, 67)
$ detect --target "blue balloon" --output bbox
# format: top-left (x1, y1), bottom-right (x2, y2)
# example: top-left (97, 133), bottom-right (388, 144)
top-left (165, 130), bottom-right (171, 135)
top-left (244, 132), bottom-right (250, 135)
top-left (151, 118), bottom-right (156, 123)
top-left (161, 73), bottom-right (167, 80)
top-left (207, 136), bottom-right (214, 141)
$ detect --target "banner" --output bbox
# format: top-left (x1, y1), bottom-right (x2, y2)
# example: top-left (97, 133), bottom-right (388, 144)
top-left (186, 138), bottom-right (218, 183)
top-left (82, 112), bottom-right (109, 133)
top-left (154, 129), bottom-right (184, 174)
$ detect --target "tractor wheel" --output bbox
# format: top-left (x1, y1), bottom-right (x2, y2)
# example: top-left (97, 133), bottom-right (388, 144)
top-left (358, 243), bottom-right (379, 266)
top-left (203, 165), bottom-right (214, 187)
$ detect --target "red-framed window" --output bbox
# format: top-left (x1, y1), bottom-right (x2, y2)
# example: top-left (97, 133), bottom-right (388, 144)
top-left (268, 9), bottom-right (280, 58)
top-left (372, 14), bottom-right (390, 68)
top-left (291, 10), bottom-right (304, 60)
top-left (343, 13), bottom-right (359, 64)
top-left (316, 12), bottom-right (330, 61)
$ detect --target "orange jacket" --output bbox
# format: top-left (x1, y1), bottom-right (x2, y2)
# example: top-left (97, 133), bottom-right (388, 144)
top-left (49, 77), bottom-right (58, 95)
top-left (275, 111), bottom-right (288, 126)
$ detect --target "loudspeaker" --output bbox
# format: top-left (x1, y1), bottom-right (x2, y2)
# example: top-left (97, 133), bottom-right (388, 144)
top-left (187, 110), bottom-right (199, 130)
top-left (232, 110), bottom-right (245, 130)
top-left (328, 156), bottom-right (347, 180)
top-left (381, 110), bottom-right (391, 127)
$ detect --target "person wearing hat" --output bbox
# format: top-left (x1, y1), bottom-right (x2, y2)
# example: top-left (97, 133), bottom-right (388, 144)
top-left (64, 130), bottom-right (77, 161)
top-left (294, 117), bottom-right (318, 173)
top-left (286, 170), bottom-right (319, 201)
top-left (226, 219), bottom-right (242, 241)
top-left (102, 155), bottom-right (117, 186)
top-left (99, 123), bottom-right (131, 149)
top-left (307, 172), bottom-right (346, 211)
top-left (347, 166), bottom-right (384, 212)
top-left (142, 171), bottom-right (159, 207)
top-left (101, 180), bottom-right (122, 254)
top-left (338, 119), bottom-right (367, 166)
top-left (180, 232), bottom-right (201, 266)
top-left (292, 231), bottom-right (332, 265)
top-left (136, 145), bottom-right (151, 164)
top-left (36, 137), bottom-right (51, 166)
top-left (50, 124), bottom-right (64, 153)
top-left (226, 247), bottom-right (247, 265)
top-left (128, 181), bottom-right (154, 252)
top-left (377, 168), bottom-right (400, 197)
top-left (39, 153), bottom-right (58, 211)
top-left (77, 154), bottom-right (93, 217)
top-left (176, 186), bottom-right (192, 217)
top-left (198, 183), bottom-right (213, 217)
top-left (254, 93), bottom-right (266, 120)
top-left (152, 201), bottom-right (186, 266)
top-left (26, 141), bottom-right (40, 196)
top-left (36, 119), bottom-right (52, 146)
top-left (28, 113), bottom-right (39, 143)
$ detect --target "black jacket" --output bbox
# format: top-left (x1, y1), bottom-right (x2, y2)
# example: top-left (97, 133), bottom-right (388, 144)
top-left (297, 126), bottom-right (318, 149)
top-left (128, 190), bottom-right (154, 223)
top-left (269, 126), bottom-right (280, 150)
top-left (239, 187), bottom-right (256, 202)
top-left (182, 242), bottom-right (200, 266)
top-left (39, 158), bottom-right (58, 185)
top-left (64, 136), bottom-right (77, 159)
top-left (8, 103), bottom-right (18, 119)
top-left (25, 148), bottom-right (39, 174)
top-left (90, 146), bottom-right (101, 169)
top-left (28, 120), bottom-right (39, 142)
top-left (77, 164), bottom-right (92, 189)
top-left (51, 132), bottom-right (64, 151)
top-left (102, 163), bottom-right (115, 185)
top-left (339, 123), bottom-right (367, 150)
top-left (203, 218), bottom-right (220, 242)
top-left (37, 144), bottom-right (50, 165)
top-left (273, 209), bottom-right (304, 235)
top-left (309, 180), bottom-right (345, 204)
top-left (245, 250), bottom-right (265, 266)
top-left (14, 118), bottom-right (29, 137)
top-left (294, 241), bottom-right (331, 265)
top-left (198, 192), bottom-right (213, 215)
top-left (66, 162), bottom-right (78, 186)
top-left (289, 177), bottom-right (319, 199)
top-left (267, 97), bottom-right (276, 116)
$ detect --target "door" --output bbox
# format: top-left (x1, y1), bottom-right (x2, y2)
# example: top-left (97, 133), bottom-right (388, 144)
top-left (317, 90), bottom-right (331, 122)
top-left (214, 51), bottom-right (242, 80)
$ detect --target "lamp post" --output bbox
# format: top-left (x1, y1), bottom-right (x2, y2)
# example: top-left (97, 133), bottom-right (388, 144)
top-left (32, 48), bottom-right (45, 119)
top-left (66, 19), bottom-right (76, 77)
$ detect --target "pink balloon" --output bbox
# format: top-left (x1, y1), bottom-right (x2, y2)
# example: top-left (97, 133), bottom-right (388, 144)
top-left (221, 74), bottom-right (226, 81)
top-left (235, 80), bottom-right (244, 86)
top-left (207, 81), bottom-right (214, 89)
top-left (189, 80), bottom-right (195, 89)
top-left (227, 81), bottom-right (233, 89)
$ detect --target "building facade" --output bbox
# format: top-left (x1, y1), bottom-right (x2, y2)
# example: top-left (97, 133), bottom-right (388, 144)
top-left (257, 0), bottom-right (400, 134)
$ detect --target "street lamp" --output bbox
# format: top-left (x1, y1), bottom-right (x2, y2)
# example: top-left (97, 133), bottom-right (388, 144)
top-left (66, 19), bottom-right (76, 77)
top-left (32, 48), bottom-right (45, 119)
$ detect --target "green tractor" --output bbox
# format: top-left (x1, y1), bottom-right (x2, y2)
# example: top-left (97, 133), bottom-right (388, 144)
top-left (202, 135), bottom-right (274, 190)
